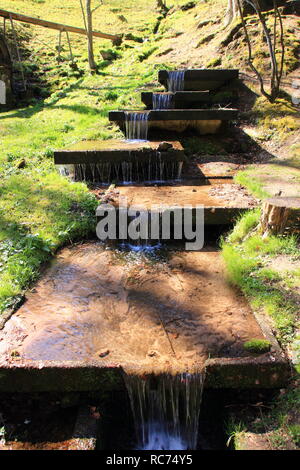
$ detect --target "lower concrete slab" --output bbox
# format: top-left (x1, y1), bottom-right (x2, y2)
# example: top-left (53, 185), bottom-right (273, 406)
top-left (0, 243), bottom-right (289, 391)
top-left (100, 179), bottom-right (258, 225)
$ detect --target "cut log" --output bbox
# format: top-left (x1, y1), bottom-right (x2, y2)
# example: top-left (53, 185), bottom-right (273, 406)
top-left (0, 9), bottom-right (120, 42)
top-left (260, 197), bottom-right (300, 237)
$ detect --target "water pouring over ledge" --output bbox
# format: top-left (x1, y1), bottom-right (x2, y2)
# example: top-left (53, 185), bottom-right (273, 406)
top-left (72, 158), bottom-right (183, 184)
top-left (167, 70), bottom-right (185, 93)
top-left (125, 111), bottom-right (149, 140)
top-left (124, 372), bottom-right (205, 450)
top-left (152, 93), bottom-right (174, 110)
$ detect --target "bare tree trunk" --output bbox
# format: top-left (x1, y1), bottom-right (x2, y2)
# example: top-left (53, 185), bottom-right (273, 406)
top-left (86, 0), bottom-right (97, 71)
top-left (224, 0), bottom-right (242, 26)
top-left (156, 0), bottom-right (168, 13)
top-left (157, 0), bottom-right (166, 9)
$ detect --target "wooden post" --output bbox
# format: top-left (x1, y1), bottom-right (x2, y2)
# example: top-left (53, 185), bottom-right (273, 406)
top-left (86, 0), bottom-right (97, 71)
top-left (9, 14), bottom-right (26, 91)
top-left (260, 197), bottom-right (300, 237)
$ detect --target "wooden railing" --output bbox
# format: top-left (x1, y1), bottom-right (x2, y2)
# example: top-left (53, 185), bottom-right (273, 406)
top-left (0, 9), bottom-right (121, 42)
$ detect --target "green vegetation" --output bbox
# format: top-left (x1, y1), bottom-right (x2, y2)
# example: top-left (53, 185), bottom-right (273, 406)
top-left (222, 227), bottom-right (299, 343)
top-left (0, 172), bottom-right (97, 313)
top-left (222, 175), bottom-right (299, 450)
top-left (249, 97), bottom-right (300, 142)
top-left (227, 382), bottom-right (300, 450)
top-left (234, 172), bottom-right (270, 199)
top-left (226, 418), bottom-right (246, 449)
top-left (243, 339), bottom-right (271, 354)
top-left (206, 57), bottom-right (221, 68)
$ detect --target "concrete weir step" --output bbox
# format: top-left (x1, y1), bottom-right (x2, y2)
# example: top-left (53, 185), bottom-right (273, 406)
top-left (0, 244), bottom-right (290, 392)
top-left (159, 69), bottom-right (239, 91)
top-left (54, 139), bottom-right (185, 165)
top-left (141, 91), bottom-right (235, 109)
top-left (142, 91), bottom-right (211, 109)
top-left (54, 140), bottom-right (186, 183)
top-left (109, 109), bottom-right (238, 136)
top-left (97, 179), bottom-right (258, 226)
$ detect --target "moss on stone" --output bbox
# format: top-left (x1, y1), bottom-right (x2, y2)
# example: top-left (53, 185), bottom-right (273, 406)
top-left (243, 339), bottom-right (271, 354)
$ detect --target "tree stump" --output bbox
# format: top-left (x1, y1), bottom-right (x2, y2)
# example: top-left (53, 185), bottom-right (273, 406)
top-left (260, 197), bottom-right (300, 237)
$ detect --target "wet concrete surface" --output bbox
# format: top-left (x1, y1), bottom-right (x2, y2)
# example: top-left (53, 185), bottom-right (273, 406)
top-left (107, 179), bottom-right (257, 209)
top-left (54, 139), bottom-right (185, 165)
top-left (0, 243), bottom-right (265, 374)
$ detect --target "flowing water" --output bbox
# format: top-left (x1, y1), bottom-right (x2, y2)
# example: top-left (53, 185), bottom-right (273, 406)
top-left (73, 157), bottom-right (183, 184)
top-left (152, 93), bottom-right (174, 109)
top-left (167, 71), bottom-right (185, 93)
top-left (124, 372), bottom-right (205, 450)
top-left (125, 111), bottom-right (149, 140)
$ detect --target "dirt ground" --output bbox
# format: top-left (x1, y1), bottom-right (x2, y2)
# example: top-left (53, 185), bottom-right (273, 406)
top-left (0, 242), bottom-right (265, 374)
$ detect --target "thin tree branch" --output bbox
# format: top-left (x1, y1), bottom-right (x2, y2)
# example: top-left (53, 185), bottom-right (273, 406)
top-left (237, 0), bottom-right (285, 102)
top-left (275, 0), bottom-right (285, 87)
top-left (236, 0), bottom-right (272, 100)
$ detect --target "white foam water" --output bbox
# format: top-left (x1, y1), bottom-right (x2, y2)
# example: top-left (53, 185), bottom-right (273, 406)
top-left (125, 112), bottom-right (149, 140)
top-left (125, 372), bottom-right (205, 450)
top-left (73, 158), bottom-right (183, 184)
top-left (167, 71), bottom-right (185, 92)
top-left (152, 93), bottom-right (173, 109)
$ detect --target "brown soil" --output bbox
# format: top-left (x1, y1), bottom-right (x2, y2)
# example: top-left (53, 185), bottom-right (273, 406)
top-left (237, 429), bottom-right (298, 451)
top-left (0, 243), bottom-right (265, 374)
top-left (183, 160), bottom-right (243, 178)
top-left (267, 255), bottom-right (300, 274)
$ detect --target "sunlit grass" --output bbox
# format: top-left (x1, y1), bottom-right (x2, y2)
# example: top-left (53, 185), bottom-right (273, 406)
top-left (221, 223), bottom-right (299, 343)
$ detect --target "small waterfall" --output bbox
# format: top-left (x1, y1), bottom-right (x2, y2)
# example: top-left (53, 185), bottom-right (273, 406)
top-left (125, 372), bottom-right (204, 450)
top-left (167, 70), bottom-right (185, 93)
top-left (73, 155), bottom-right (183, 184)
top-left (58, 164), bottom-right (75, 180)
top-left (125, 112), bottom-right (149, 140)
top-left (152, 93), bottom-right (173, 110)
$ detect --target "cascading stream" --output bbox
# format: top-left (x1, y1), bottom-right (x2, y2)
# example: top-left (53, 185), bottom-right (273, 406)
top-left (64, 74), bottom-right (187, 184)
top-left (152, 93), bottom-right (173, 110)
top-left (72, 156), bottom-right (183, 184)
top-left (167, 70), bottom-right (185, 93)
top-left (125, 111), bottom-right (149, 140)
top-left (124, 372), bottom-right (205, 450)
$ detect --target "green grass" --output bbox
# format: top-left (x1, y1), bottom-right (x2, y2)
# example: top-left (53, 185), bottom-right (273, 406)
top-left (226, 208), bottom-right (261, 243)
top-left (225, 418), bottom-right (246, 449)
top-left (247, 97), bottom-right (300, 142)
top-left (243, 339), bottom-right (271, 354)
top-left (0, 171), bottom-right (97, 313)
top-left (234, 172), bottom-right (270, 199)
top-left (221, 231), bottom-right (299, 343)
